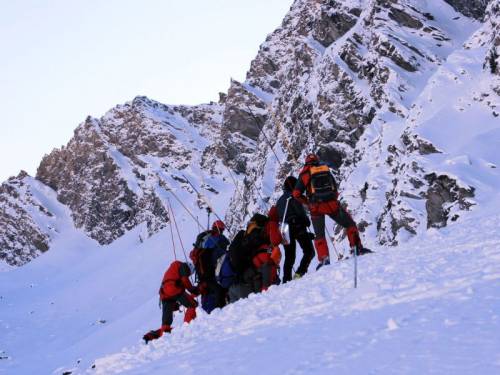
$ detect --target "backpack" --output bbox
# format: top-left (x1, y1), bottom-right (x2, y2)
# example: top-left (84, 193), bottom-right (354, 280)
top-left (309, 165), bottom-right (338, 203)
top-left (215, 253), bottom-right (236, 288)
top-left (228, 230), bottom-right (250, 275)
top-left (189, 230), bottom-right (213, 281)
top-left (242, 214), bottom-right (269, 256)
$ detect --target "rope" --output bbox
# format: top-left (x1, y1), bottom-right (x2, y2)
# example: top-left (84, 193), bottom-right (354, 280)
top-left (245, 105), bottom-right (283, 168)
top-left (161, 178), bottom-right (204, 231)
top-left (168, 198), bottom-right (189, 263)
top-left (167, 204), bottom-right (177, 260)
top-left (181, 174), bottom-right (234, 237)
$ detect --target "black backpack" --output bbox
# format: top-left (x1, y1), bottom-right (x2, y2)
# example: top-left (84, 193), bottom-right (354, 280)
top-left (308, 165), bottom-right (338, 203)
top-left (229, 214), bottom-right (269, 275)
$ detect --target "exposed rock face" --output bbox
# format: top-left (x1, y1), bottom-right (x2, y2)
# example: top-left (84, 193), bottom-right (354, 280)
top-left (425, 174), bottom-right (475, 228)
top-left (0, 173), bottom-right (51, 266)
top-left (444, 0), bottom-right (491, 20)
top-left (2, 0), bottom-right (498, 265)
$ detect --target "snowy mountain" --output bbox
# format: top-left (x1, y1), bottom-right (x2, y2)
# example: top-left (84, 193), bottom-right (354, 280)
top-left (0, 0), bottom-right (499, 374)
top-left (1, 0), bottom-right (498, 266)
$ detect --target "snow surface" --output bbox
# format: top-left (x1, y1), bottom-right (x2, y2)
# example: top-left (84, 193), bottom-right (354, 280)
top-left (1, 206), bottom-right (499, 374)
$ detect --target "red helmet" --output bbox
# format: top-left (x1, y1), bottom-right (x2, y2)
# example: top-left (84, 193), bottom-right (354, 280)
top-left (305, 153), bottom-right (319, 165)
top-left (212, 220), bottom-right (225, 232)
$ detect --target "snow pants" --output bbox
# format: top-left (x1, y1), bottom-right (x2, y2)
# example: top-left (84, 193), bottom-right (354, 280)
top-left (310, 200), bottom-right (362, 262)
top-left (161, 292), bottom-right (198, 330)
top-left (283, 225), bottom-right (315, 282)
top-left (201, 280), bottom-right (227, 314)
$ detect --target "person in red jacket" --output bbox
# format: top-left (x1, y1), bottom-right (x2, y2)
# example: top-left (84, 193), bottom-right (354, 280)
top-left (293, 153), bottom-right (369, 269)
top-left (249, 208), bottom-right (283, 291)
top-left (143, 261), bottom-right (199, 344)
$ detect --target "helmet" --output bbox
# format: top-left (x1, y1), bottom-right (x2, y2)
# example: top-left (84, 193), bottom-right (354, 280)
top-left (187, 262), bottom-right (196, 275)
top-left (283, 176), bottom-right (297, 192)
top-left (212, 220), bottom-right (225, 232)
top-left (305, 153), bottom-right (319, 165)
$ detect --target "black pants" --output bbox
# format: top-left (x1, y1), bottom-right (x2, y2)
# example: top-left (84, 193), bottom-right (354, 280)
top-left (283, 225), bottom-right (315, 282)
top-left (228, 268), bottom-right (258, 303)
top-left (162, 292), bottom-right (197, 327)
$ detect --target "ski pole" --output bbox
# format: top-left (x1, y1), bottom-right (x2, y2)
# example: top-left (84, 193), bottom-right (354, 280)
top-left (354, 245), bottom-right (358, 288)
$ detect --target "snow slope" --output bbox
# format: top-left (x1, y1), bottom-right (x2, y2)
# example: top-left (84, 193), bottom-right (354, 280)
top-left (1, 203), bottom-right (499, 374)
top-left (82, 210), bottom-right (500, 375)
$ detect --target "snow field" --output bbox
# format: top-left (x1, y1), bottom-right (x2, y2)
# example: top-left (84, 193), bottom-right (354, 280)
top-left (85, 213), bottom-right (500, 375)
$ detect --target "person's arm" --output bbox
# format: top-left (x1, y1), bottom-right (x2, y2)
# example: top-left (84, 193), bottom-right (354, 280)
top-left (268, 221), bottom-right (283, 247)
top-left (292, 171), bottom-right (309, 205)
top-left (179, 263), bottom-right (199, 295)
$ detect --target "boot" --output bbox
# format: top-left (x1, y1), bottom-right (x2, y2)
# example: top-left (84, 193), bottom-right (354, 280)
top-left (143, 329), bottom-right (163, 344)
top-left (315, 256), bottom-right (330, 271)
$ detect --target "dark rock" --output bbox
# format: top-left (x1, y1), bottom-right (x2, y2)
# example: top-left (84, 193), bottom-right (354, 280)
top-left (313, 11), bottom-right (357, 47)
top-left (388, 8), bottom-right (423, 29)
top-left (444, 0), bottom-right (491, 20)
top-left (425, 173), bottom-right (475, 228)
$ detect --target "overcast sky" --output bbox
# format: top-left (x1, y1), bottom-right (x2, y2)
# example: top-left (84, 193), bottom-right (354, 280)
top-left (0, 0), bottom-right (291, 182)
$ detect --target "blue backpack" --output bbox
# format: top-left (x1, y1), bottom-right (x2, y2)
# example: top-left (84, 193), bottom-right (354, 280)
top-left (215, 253), bottom-right (236, 289)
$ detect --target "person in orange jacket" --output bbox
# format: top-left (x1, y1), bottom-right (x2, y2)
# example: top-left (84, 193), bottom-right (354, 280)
top-left (293, 153), bottom-right (370, 269)
top-left (143, 261), bottom-right (199, 344)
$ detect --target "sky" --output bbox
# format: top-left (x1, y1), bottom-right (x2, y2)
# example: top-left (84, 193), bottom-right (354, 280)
top-left (0, 0), bottom-right (292, 182)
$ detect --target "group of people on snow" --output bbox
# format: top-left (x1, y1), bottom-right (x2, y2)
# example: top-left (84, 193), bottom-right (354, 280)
top-left (143, 153), bottom-right (371, 343)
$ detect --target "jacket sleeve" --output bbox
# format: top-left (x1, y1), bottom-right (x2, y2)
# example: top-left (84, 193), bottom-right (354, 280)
top-left (268, 221), bottom-right (283, 246)
top-left (179, 263), bottom-right (198, 294)
top-left (292, 171), bottom-right (309, 205)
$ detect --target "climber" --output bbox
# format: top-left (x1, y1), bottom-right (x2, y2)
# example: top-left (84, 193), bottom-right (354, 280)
top-left (292, 153), bottom-right (371, 269)
top-left (228, 210), bottom-right (282, 302)
top-left (276, 175), bottom-right (315, 282)
top-left (198, 220), bottom-right (230, 313)
top-left (143, 261), bottom-right (199, 344)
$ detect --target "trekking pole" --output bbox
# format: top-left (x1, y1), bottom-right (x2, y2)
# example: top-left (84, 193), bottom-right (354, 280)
top-left (354, 245), bottom-right (358, 288)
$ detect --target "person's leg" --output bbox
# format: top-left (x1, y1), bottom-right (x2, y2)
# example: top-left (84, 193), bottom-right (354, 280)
top-left (177, 292), bottom-right (198, 324)
top-left (283, 240), bottom-right (297, 283)
top-left (201, 281), bottom-right (217, 314)
top-left (143, 299), bottom-right (176, 343)
top-left (295, 229), bottom-right (315, 275)
top-left (161, 299), bottom-right (176, 331)
top-left (311, 213), bottom-right (329, 262)
top-left (214, 283), bottom-right (227, 309)
top-left (327, 202), bottom-right (362, 248)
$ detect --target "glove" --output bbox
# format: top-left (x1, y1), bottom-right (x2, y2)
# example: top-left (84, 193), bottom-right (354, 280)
top-left (308, 232), bottom-right (315, 240)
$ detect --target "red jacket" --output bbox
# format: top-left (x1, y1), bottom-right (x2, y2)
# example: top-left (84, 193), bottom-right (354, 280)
top-left (159, 261), bottom-right (197, 301)
top-left (292, 165), bottom-right (313, 205)
top-left (267, 206), bottom-right (283, 246)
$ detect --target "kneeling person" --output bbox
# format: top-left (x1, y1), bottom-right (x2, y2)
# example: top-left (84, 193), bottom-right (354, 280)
top-left (143, 261), bottom-right (199, 344)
